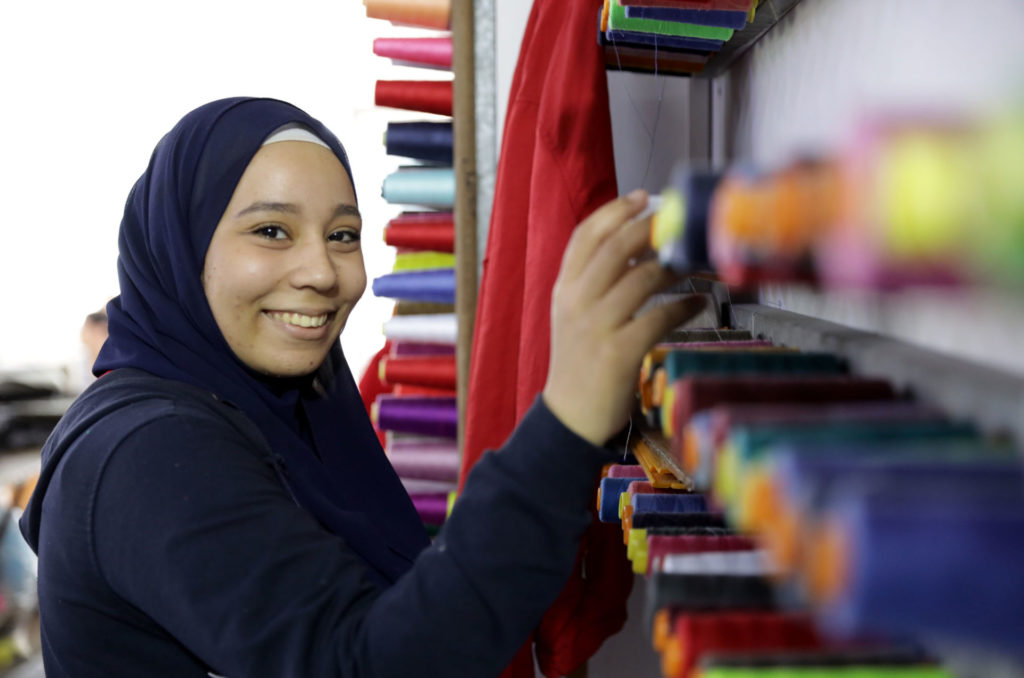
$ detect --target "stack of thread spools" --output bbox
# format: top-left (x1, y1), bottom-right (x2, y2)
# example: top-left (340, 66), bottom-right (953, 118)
top-left (597, 105), bottom-right (1024, 676)
top-left (650, 108), bottom-right (1024, 290)
top-left (364, 0), bottom-right (459, 534)
top-left (603, 332), bottom-right (1024, 677)
top-left (599, 0), bottom-right (759, 75)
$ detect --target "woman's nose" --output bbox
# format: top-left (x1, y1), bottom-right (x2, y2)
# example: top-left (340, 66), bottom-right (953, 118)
top-left (289, 239), bottom-right (339, 293)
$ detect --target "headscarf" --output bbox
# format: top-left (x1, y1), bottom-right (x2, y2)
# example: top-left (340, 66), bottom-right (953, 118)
top-left (94, 97), bottom-right (429, 583)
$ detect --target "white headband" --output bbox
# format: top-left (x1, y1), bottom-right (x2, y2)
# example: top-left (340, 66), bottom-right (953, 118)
top-left (262, 123), bottom-right (331, 149)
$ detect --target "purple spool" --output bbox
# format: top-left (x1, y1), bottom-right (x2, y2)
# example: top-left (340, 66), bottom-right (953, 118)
top-left (376, 396), bottom-right (457, 438)
top-left (388, 447), bottom-right (459, 482)
top-left (818, 483), bottom-right (1024, 658)
top-left (372, 269), bottom-right (455, 304)
top-left (391, 341), bottom-right (456, 357)
top-left (411, 493), bottom-right (450, 526)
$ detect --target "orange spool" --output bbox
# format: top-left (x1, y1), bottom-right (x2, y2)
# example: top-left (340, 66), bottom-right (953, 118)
top-left (364, 0), bottom-right (450, 30)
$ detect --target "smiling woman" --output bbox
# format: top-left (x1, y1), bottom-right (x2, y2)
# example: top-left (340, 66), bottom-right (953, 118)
top-left (202, 136), bottom-right (366, 378)
top-left (17, 96), bottom-right (705, 677)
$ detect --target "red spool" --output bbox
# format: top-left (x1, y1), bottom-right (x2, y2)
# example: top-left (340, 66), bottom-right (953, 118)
top-left (375, 80), bottom-right (453, 116)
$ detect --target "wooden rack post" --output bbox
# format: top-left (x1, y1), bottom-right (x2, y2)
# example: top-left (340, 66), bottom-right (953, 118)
top-left (452, 0), bottom-right (478, 456)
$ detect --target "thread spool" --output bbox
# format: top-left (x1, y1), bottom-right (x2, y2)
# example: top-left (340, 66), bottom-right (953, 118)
top-left (809, 482), bottom-right (1024, 657)
top-left (660, 612), bottom-right (821, 678)
top-left (384, 212), bottom-right (455, 253)
top-left (383, 313), bottom-right (457, 344)
top-left (714, 419), bottom-right (980, 511)
top-left (387, 447), bottom-right (459, 482)
top-left (392, 251), bottom-right (455, 273)
top-left (685, 400), bottom-right (950, 491)
top-left (668, 375), bottom-right (895, 442)
top-left (620, 0), bottom-right (754, 10)
top-left (390, 341), bottom-right (455, 357)
top-left (647, 534), bottom-right (757, 575)
top-left (607, 464), bottom-right (647, 478)
top-left (402, 477), bottom-right (457, 496)
top-left (382, 168), bottom-right (455, 208)
top-left (607, 0), bottom-right (734, 41)
top-left (625, 6), bottom-right (749, 29)
top-left (653, 166), bottom-right (722, 273)
top-left (599, 475), bottom-right (648, 523)
top-left (373, 396), bottom-right (457, 438)
top-left (645, 571), bottom-right (776, 627)
top-left (379, 355), bottom-right (456, 390)
top-left (663, 350), bottom-right (846, 383)
top-left (363, 0), bottom-right (450, 29)
top-left (373, 37), bottom-right (453, 69)
top-left (385, 121), bottom-right (453, 163)
top-left (695, 646), bottom-right (949, 678)
top-left (375, 80), bottom-right (453, 116)
top-left (373, 268), bottom-right (455, 304)
top-left (410, 492), bottom-right (450, 525)
top-left (759, 449), bottom-right (1022, 575)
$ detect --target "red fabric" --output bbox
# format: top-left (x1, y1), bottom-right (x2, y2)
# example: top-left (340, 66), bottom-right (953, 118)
top-left (461, 0), bottom-right (632, 675)
top-left (357, 342), bottom-right (393, 451)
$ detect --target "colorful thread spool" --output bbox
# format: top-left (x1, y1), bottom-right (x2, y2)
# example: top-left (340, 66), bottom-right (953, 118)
top-left (373, 396), bottom-right (457, 438)
top-left (383, 313), bottom-right (457, 344)
top-left (714, 419), bottom-right (980, 512)
top-left (393, 251), bottom-right (456, 272)
top-left (379, 355), bottom-right (456, 390)
top-left (363, 0), bottom-right (451, 30)
top-left (387, 445), bottom-right (459, 482)
top-left (375, 80), bottom-right (453, 116)
top-left (598, 474), bottom-right (647, 523)
top-left (384, 212), bottom-right (455, 253)
top-left (625, 6), bottom-right (749, 29)
top-left (660, 612), bottom-right (822, 678)
top-left (810, 483), bottom-right (1024, 658)
top-left (390, 341), bottom-right (455, 357)
top-left (605, 0), bottom-right (732, 45)
top-left (382, 168), bottom-right (455, 208)
top-left (647, 534), bottom-right (757, 575)
top-left (410, 492), bottom-right (450, 525)
top-left (385, 121), bottom-right (453, 163)
top-left (666, 376), bottom-right (895, 441)
top-left (758, 449), bottom-right (1022, 575)
top-left (373, 37), bottom-right (453, 69)
top-left (652, 166), bottom-right (722, 273)
top-left (619, 0), bottom-right (754, 10)
top-left (373, 268), bottom-right (455, 304)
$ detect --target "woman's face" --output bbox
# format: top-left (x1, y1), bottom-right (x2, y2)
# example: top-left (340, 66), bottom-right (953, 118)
top-left (202, 141), bottom-right (366, 378)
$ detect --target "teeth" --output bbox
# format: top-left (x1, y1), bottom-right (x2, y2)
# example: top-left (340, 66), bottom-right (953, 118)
top-left (271, 312), bottom-right (328, 328)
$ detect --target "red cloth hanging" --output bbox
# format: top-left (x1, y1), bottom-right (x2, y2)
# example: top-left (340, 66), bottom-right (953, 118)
top-left (357, 342), bottom-right (393, 451)
top-left (461, 0), bottom-right (632, 674)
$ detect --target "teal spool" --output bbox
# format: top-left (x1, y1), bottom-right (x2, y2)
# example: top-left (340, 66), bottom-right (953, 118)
top-left (382, 168), bottom-right (455, 208)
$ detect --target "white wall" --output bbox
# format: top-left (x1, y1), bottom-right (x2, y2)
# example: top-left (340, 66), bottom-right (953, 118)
top-left (715, 0), bottom-right (1024, 376)
top-left (0, 0), bottom-right (448, 388)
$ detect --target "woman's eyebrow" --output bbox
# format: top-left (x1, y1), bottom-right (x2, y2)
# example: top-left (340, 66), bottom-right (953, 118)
top-left (235, 201), bottom-right (300, 218)
top-left (334, 203), bottom-right (361, 219)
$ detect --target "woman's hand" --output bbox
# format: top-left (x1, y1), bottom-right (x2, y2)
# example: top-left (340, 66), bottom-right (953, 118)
top-left (542, 190), bottom-right (706, 446)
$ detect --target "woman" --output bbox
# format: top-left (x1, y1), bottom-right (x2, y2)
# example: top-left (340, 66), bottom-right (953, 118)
top-left (20, 97), bottom-right (703, 677)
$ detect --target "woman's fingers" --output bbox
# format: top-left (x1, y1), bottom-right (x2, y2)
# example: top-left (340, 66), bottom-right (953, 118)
top-left (574, 214), bottom-right (658, 303)
top-left (598, 258), bottom-right (679, 328)
top-left (618, 294), bottom-right (708, 361)
top-left (558, 190), bottom-right (649, 284)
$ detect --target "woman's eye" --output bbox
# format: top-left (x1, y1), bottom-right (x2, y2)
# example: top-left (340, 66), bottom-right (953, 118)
top-left (254, 225), bottom-right (288, 241)
top-left (254, 225), bottom-right (288, 240)
top-left (329, 229), bottom-right (361, 244)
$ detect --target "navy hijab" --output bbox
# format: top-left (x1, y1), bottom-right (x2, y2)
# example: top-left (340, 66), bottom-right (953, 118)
top-left (94, 97), bottom-right (429, 583)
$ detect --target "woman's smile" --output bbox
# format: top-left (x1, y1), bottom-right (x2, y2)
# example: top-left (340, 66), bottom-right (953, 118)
top-left (202, 140), bottom-right (366, 377)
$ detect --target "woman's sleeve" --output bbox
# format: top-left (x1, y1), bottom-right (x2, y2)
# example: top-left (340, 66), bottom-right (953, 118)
top-left (93, 396), bottom-right (614, 678)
